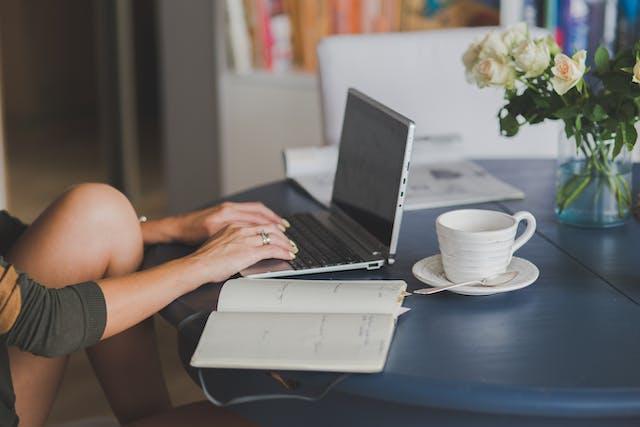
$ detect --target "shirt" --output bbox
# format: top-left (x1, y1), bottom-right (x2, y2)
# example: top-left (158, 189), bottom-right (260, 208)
top-left (0, 211), bottom-right (107, 427)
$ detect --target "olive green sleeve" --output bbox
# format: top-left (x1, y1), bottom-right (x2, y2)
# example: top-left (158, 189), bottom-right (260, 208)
top-left (1, 259), bottom-right (107, 357)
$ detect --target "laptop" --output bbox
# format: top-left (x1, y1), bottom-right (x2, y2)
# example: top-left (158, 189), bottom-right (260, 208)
top-left (241, 88), bottom-right (415, 278)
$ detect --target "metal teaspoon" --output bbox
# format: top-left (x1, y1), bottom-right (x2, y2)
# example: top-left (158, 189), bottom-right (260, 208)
top-left (413, 271), bottom-right (519, 295)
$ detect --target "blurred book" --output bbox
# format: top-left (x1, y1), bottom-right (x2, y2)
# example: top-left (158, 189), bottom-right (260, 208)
top-left (615, 0), bottom-right (640, 50)
top-left (226, 0), bottom-right (500, 73)
top-left (283, 141), bottom-right (525, 210)
top-left (225, 0), bottom-right (253, 74)
top-left (509, 0), bottom-right (618, 60)
top-left (557, 0), bottom-right (617, 62)
top-left (227, 0), bottom-right (636, 74)
top-left (560, 0), bottom-right (590, 54)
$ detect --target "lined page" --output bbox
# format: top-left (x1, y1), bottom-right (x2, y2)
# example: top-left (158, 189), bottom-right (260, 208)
top-left (190, 312), bottom-right (395, 372)
top-left (217, 279), bottom-right (407, 315)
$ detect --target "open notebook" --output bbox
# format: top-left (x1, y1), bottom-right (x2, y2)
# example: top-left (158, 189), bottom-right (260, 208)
top-left (191, 279), bottom-right (409, 373)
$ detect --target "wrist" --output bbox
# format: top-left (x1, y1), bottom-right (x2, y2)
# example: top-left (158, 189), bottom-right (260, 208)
top-left (178, 252), bottom-right (216, 288)
top-left (141, 216), bottom-right (184, 245)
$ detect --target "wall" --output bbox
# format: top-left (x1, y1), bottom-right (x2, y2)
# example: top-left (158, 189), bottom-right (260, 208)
top-left (219, 73), bottom-right (324, 195)
top-left (0, 1), bottom-right (98, 126)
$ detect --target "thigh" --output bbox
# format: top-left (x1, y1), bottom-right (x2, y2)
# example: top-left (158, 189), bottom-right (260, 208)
top-left (7, 184), bottom-right (144, 427)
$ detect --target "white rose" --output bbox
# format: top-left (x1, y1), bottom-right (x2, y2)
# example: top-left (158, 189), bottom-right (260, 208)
top-left (502, 22), bottom-right (529, 51)
top-left (472, 56), bottom-right (516, 89)
top-left (543, 34), bottom-right (561, 56)
top-left (633, 59), bottom-right (640, 84)
top-left (462, 39), bottom-right (483, 82)
top-left (550, 50), bottom-right (586, 95)
top-left (463, 39), bottom-right (482, 71)
top-left (513, 39), bottom-right (550, 78)
top-left (479, 30), bottom-right (509, 61)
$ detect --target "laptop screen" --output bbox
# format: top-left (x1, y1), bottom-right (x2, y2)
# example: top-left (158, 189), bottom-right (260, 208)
top-left (331, 89), bottom-right (412, 248)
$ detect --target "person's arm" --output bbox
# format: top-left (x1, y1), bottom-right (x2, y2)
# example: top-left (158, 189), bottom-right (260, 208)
top-left (100, 223), bottom-right (294, 338)
top-left (1, 264), bottom-right (105, 357)
top-left (1, 223), bottom-right (295, 354)
top-left (141, 201), bottom-right (289, 246)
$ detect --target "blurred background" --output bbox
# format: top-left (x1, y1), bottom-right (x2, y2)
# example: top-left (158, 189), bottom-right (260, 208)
top-left (0, 0), bottom-right (631, 424)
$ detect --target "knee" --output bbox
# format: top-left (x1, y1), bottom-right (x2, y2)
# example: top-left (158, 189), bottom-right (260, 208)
top-left (63, 183), bottom-right (137, 225)
top-left (60, 183), bottom-right (143, 258)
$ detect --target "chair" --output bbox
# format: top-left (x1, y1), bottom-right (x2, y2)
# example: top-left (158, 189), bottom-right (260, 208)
top-left (316, 27), bottom-right (559, 159)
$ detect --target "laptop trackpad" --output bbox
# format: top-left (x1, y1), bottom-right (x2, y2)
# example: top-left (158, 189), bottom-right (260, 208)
top-left (240, 259), bottom-right (292, 277)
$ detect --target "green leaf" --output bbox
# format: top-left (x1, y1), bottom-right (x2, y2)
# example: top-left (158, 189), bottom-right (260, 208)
top-left (564, 119), bottom-right (575, 138)
top-left (529, 115), bottom-right (545, 124)
top-left (601, 73), bottom-right (633, 93)
top-left (620, 101), bottom-right (637, 120)
top-left (591, 104), bottom-right (608, 121)
top-left (533, 96), bottom-right (551, 109)
top-left (575, 130), bottom-right (582, 148)
top-left (554, 105), bottom-right (579, 120)
top-left (624, 122), bottom-right (638, 151)
top-left (614, 122), bottom-right (638, 157)
top-left (614, 130), bottom-right (624, 158)
top-left (499, 113), bottom-right (519, 137)
top-left (615, 53), bottom-right (635, 69)
top-left (595, 46), bottom-right (610, 73)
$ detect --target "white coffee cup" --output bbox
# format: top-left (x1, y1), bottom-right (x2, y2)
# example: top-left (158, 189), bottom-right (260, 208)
top-left (436, 209), bottom-right (536, 283)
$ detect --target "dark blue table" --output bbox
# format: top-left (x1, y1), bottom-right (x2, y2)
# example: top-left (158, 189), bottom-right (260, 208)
top-left (144, 160), bottom-right (640, 427)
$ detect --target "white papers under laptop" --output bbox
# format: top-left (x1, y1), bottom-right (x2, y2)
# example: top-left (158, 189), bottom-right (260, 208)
top-left (284, 141), bottom-right (524, 210)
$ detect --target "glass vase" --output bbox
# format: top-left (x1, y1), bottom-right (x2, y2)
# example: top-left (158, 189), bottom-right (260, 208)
top-left (555, 130), bottom-right (633, 228)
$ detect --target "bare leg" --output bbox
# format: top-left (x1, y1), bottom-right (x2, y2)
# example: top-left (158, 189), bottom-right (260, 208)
top-left (8, 183), bottom-right (170, 426)
top-left (127, 401), bottom-right (259, 427)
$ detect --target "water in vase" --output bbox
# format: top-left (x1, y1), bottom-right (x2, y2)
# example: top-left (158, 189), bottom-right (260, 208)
top-left (555, 159), bottom-right (632, 228)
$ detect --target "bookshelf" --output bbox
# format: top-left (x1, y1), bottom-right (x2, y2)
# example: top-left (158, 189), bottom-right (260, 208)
top-left (216, 1), bottom-right (321, 195)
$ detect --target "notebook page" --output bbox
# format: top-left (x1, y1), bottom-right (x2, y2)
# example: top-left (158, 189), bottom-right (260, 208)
top-left (190, 312), bottom-right (395, 372)
top-left (217, 279), bottom-right (407, 315)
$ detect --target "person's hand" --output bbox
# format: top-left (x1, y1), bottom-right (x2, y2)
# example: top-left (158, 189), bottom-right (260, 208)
top-left (175, 202), bottom-right (287, 244)
top-left (186, 223), bottom-right (296, 283)
top-left (142, 201), bottom-right (289, 245)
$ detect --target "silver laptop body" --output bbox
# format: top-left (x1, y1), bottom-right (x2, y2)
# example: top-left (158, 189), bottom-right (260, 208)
top-left (241, 88), bottom-right (415, 278)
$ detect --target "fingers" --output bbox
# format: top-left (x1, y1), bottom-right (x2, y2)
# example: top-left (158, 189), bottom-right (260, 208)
top-left (254, 244), bottom-right (296, 263)
top-left (234, 202), bottom-right (284, 224)
top-left (248, 233), bottom-right (294, 253)
top-left (225, 211), bottom-right (285, 231)
top-left (240, 224), bottom-right (297, 254)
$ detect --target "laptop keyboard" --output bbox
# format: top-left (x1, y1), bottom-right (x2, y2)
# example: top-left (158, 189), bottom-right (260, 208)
top-left (285, 213), bottom-right (364, 270)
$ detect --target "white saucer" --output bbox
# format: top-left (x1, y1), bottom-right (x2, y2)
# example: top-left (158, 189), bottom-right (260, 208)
top-left (411, 254), bottom-right (539, 296)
